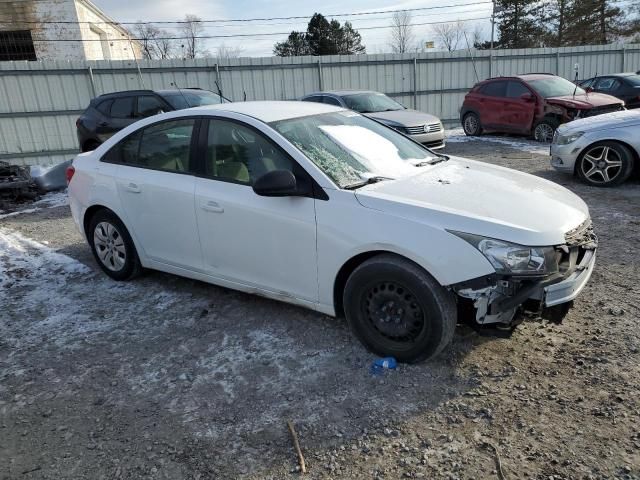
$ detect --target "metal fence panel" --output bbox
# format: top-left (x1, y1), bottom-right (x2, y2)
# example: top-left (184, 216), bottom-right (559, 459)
top-left (0, 43), bottom-right (638, 165)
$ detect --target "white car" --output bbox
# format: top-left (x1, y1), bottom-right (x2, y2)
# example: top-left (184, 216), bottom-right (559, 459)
top-left (68, 101), bottom-right (597, 363)
top-left (550, 109), bottom-right (640, 187)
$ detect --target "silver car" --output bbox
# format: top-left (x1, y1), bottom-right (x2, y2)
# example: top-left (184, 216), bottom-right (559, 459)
top-left (550, 109), bottom-right (640, 187)
top-left (301, 90), bottom-right (445, 149)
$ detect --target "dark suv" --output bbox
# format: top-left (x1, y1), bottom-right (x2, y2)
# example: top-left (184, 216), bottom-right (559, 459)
top-left (76, 89), bottom-right (229, 151)
top-left (460, 74), bottom-right (624, 142)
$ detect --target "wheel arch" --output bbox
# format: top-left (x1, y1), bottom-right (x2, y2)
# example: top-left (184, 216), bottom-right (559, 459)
top-left (82, 205), bottom-right (141, 256)
top-left (333, 250), bottom-right (436, 318)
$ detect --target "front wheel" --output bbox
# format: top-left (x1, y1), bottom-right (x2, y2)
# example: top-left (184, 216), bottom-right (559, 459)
top-left (343, 254), bottom-right (457, 363)
top-left (576, 141), bottom-right (635, 187)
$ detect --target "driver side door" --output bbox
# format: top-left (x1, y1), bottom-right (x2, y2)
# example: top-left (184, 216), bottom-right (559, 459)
top-left (194, 118), bottom-right (319, 303)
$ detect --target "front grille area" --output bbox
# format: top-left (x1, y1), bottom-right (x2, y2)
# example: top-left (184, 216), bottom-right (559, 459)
top-left (581, 104), bottom-right (625, 118)
top-left (555, 218), bottom-right (597, 273)
top-left (405, 123), bottom-right (443, 135)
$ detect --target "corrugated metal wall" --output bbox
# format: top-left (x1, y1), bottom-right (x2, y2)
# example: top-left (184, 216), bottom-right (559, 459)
top-left (1, 43), bottom-right (638, 166)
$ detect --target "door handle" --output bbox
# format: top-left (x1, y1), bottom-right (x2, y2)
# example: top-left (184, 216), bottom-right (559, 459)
top-left (201, 200), bottom-right (224, 213)
top-left (123, 182), bottom-right (141, 193)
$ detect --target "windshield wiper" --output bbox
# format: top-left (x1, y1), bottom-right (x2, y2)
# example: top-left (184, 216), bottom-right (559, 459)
top-left (343, 176), bottom-right (393, 190)
top-left (414, 154), bottom-right (449, 167)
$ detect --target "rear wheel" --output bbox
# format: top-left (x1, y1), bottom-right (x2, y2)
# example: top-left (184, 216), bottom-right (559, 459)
top-left (576, 141), bottom-right (635, 187)
top-left (343, 254), bottom-right (457, 363)
top-left (462, 112), bottom-right (482, 136)
top-left (88, 210), bottom-right (142, 280)
top-left (532, 118), bottom-right (559, 143)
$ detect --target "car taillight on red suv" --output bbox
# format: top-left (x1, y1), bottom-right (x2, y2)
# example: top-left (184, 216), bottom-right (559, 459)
top-left (65, 164), bottom-right (75, 184)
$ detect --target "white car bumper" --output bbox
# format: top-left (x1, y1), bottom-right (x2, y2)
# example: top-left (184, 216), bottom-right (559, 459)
top-left (544, 249), bottom-right (596, 307)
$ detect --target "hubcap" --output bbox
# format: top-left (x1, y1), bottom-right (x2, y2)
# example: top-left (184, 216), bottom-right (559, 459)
top-left (464, 115), bottom-right (478, 134)
top-left (534, 123), bottom-right (554, 143)
top-left (93, 222), bottom-right (126, 271)
top-left (363, 281), bottom-right (425, 343)
top-left (581, 146), bottom-right (622, 184)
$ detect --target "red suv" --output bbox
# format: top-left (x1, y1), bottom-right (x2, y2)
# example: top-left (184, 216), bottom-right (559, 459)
top-left (460, 74), bottom-right (625, 142)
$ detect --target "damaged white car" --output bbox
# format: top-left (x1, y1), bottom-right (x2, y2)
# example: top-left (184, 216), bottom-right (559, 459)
top-left (67, 101), bottom-right (597, 363)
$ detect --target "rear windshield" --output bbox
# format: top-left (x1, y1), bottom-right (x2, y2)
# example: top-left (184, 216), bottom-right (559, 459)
top-left (527, 77), bottom-right (585, 98)
top-left (624, 75), bottom-right (640, 86)
top-left (162, 90), bottom-right (229, 109)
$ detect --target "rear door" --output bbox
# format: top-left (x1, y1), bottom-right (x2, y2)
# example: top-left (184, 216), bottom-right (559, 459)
top-left (500, 81), bottom-right (536, 132)
top-left (477, 80), bottom-right (507, 128)
top-left (108, 117), bottom-right (203, 270)
top-left (96, 96), bottom-right (136, 142)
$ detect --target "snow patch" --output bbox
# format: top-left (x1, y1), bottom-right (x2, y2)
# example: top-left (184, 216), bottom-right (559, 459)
top-left (446, 128), bottom-right (550, 155)
top-left (0, 190), bottom-right (68, 220)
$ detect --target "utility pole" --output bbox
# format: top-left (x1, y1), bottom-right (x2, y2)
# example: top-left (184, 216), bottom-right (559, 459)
top-left (490, 0), bottom-right (496, 50)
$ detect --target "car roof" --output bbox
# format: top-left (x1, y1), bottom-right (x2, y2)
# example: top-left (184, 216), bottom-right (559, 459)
top-left (304, 89), bottom-right (377, 97)
top-left (95, 88), bottom-right (210, 100)
top-left (592, 72), bottom-right (639, 78)
top-left (191, 100), bottom-right (344, 122)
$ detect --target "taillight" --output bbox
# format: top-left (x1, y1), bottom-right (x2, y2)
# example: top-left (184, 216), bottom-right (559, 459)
top-left (65, 165), bottom-right (75, 184)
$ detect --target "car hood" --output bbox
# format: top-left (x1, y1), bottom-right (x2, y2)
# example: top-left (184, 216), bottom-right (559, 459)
top-left (558, 108), bottom-right (640, 133)
top-left (354, 157), bottom-right (589, 246)
top-left (546, 92), bottom-right (623, 108)
top-left (363, 109), bottom-right (441, 127)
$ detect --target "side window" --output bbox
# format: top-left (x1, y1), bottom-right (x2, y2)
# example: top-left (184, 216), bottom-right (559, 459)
top-left (102, 119), bottom-right (195, 172)
top-left (506, 81), bottom-right (531, 98)
top-left (137, 119), bottom-right (195, 172)
top-left (323, 96), bottom-right (342, 106)
top-left (137, 95), bottom-right (166, 117)
top-left (96, 99), bottom-right (113, 116)
top-left (110, 97), bottom-right (134, 119)
top-left (595, 78), bottom-right (620, 92)
top-left (481, 81), bottom-right (507, 97)
top-left (206, 119), bottom-right (294, 185)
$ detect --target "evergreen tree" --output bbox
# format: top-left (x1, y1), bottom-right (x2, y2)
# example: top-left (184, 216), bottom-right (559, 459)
top-left (273, 13), bottom-right (366, 56)
top-left (495, 0), bottom-right (546, 48)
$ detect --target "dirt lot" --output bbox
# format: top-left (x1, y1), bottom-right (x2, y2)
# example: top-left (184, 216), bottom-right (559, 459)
top-left (1, 134), bottom-right (639, 480)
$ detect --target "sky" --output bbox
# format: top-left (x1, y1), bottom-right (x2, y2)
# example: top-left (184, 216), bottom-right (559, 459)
top-left (92, 0), bottom-right (494, 57)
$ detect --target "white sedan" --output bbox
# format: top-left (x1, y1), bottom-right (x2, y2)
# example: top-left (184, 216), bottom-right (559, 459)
top-left (68, 101), bottom-right (597, 362)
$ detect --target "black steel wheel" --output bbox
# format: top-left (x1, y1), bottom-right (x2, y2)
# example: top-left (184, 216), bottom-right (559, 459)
top-left (343, 254), bottom-right (457, 363)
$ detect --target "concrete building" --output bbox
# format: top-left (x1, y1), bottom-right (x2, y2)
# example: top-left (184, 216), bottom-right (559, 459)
top-left (0, 0), bottom-right (142, 61)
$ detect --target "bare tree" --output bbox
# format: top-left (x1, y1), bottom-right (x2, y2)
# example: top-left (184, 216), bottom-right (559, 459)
top-left (154, 34), bottom-right (174, 59)
top-left (215, 43), bottom-right (244, 60)
top-left (431, 21), bottom-right (467, 51)
top-left (134, 23), bottom-right (160, 59)
top-left (180, 14), bottom-right (207, 59)
top-left (389, 11), bottom-right (415, 53)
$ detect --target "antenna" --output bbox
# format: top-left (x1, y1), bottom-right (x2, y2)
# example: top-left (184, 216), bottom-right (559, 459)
top-left (572, 63), bottom-right (579, 98)
top-left (170, 81), bottom-right (191, 108)
top-left (243, 90), bottom-right (247, 102)
top-left (463, 31), bottom-right (480, 83)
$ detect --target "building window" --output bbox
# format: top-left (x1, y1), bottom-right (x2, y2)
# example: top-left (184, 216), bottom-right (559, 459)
top-left (0, 30), bottom-right (37, 61)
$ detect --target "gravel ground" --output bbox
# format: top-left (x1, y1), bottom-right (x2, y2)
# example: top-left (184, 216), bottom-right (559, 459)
top-left (1, 135), bottom-right (639, 480)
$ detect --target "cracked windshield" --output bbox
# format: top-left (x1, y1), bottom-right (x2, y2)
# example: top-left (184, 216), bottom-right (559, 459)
top-left (271, 111), bottom-right (437, 188)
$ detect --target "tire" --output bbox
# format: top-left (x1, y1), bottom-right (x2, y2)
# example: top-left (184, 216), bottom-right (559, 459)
top-left (462, 112), bottom-right (482, 136)
top-left (343, 254), bottom-right (457, 363)
top-left (88, 209), bottom-right (142, 281)
top-left (532, 118), bottom-right (559, 143)
top-left (576, 141), bottom-right (635, 187)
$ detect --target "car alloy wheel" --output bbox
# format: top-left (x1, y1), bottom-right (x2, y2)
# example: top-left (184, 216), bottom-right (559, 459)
top-left (93, 221), bottom-right (127, 272)
top-left (534, 123), bottom-right (555, 143)
top-left (463, 114), bottom-right (480, 136)
top-left (362, 281), bottom-right (425, 343)
top-left (580, 145), bottom-right (623, 184)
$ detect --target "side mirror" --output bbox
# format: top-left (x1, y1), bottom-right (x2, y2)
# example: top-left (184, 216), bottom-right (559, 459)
top-left (253, 169), bottom-right (302, 197)
top-left (520, 92), bottom-right (534, 102)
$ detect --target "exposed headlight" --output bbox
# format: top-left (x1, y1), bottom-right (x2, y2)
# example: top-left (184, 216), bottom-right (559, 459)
top-left (451, 232), bottom-right (558, 276)
top-left (554, 131), bottom-right (584, 145)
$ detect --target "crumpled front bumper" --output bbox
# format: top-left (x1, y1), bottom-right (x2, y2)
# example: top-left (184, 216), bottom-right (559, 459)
top-left (544, 248), bottom-right (596, 307)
